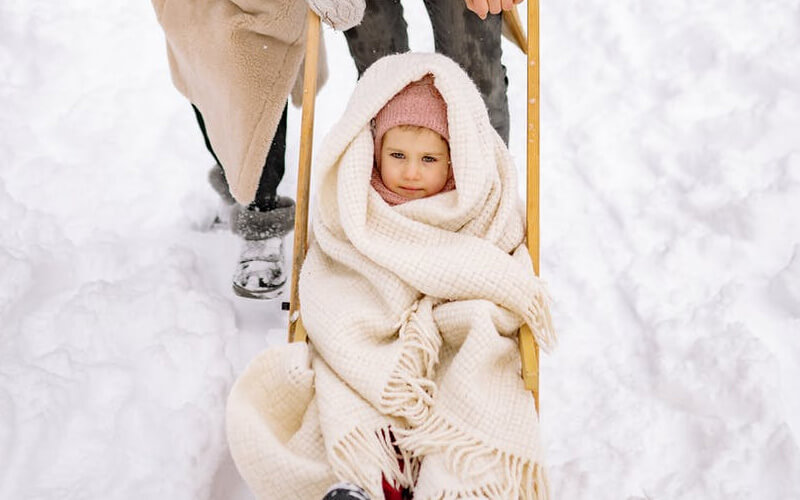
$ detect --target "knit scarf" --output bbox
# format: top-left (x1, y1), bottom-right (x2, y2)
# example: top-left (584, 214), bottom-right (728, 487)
top-left (227, 53), bottom-right (556, 500)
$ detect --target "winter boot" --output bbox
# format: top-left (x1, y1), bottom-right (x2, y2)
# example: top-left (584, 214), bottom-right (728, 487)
top-left (207, 164), bottom-right (237, 229)
top-left (322, 483), bottom-right (371, 500)
top-left (231, 197), bottom-right (295, 299)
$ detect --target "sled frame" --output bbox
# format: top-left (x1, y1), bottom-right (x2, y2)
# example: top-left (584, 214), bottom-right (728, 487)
top-left (288, 5), bottom-right (541, 411)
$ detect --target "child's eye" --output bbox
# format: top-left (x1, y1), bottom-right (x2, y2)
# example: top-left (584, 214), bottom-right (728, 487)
top-left (422, 156), bottom-right (438, 163)
top-left (390, 152), bottom-right (405, 159)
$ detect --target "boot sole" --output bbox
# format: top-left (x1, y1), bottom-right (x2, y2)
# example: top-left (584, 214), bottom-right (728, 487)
top-left (232, 281), bottom-right (285, 300)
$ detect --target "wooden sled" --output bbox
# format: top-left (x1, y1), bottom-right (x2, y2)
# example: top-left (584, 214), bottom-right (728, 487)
top-left (286, 4), bottom-right (543, 412)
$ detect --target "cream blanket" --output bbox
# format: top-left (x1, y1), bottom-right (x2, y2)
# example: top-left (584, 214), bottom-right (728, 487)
top-left (227, 52), bottom-right (556, 499)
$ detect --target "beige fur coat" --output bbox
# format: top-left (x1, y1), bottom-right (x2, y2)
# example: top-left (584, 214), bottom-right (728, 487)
top-left (152, 0), bottom-right (307, 204)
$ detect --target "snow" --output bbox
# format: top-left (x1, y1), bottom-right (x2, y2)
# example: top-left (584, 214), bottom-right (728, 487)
top-left (1, 0), bottom-right (799, 499)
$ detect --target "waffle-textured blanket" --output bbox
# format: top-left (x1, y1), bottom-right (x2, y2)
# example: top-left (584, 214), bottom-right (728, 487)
top-left (227, 52), bottom-right (555, 499)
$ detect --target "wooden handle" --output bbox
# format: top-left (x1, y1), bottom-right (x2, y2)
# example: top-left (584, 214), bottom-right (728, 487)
top-left (288, 10), bottom-right (321, 343)
top-left (502, 7), bottom-right (528, 54)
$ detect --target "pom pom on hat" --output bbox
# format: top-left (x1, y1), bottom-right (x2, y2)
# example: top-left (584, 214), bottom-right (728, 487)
top-left (373, 75), bottom-right (449, 165)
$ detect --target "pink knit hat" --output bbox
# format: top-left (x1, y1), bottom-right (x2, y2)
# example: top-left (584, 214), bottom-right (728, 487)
top-left (373, 74), bottom-right (449, 165)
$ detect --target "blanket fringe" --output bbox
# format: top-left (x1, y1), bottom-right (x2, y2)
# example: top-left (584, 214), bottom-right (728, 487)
top-left (395, 413), bottom-right (550, 500)
top-left (330, 425), bottom-right (419, 499)
top-left (419, 463), bottom-right (549, 500)
top-left (525, 286), bottom-right (557, 354)
top-left (379, 302), bottom-right (442, 426)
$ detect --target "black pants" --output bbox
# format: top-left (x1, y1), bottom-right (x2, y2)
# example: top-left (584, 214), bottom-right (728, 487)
top-left (192, 103), bottom-right (288, 211)
top-left (343, 0), bottom-right (509, 143)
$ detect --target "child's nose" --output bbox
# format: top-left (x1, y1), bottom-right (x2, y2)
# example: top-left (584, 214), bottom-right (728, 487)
top-left (403, 161), bottom-right (422, 180)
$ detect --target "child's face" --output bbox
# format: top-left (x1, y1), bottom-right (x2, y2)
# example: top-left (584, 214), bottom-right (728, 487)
top-left (379, 126), bottom-right (451, 200)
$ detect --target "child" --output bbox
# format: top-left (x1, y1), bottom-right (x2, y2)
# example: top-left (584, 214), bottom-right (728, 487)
top-left (370, 74), bottom-right (455, 206)
top-left (226, 52), bottom-right (556, 500)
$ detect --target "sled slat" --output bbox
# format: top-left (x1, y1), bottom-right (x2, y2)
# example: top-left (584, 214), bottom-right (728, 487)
top-left (519, 325), bottom-right (538, 391)
top-left (520, 0), bottom-right (541, 412)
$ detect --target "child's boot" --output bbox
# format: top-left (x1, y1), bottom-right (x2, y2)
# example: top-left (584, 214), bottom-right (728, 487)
top-left (322, 482), bottom-right (371, 500)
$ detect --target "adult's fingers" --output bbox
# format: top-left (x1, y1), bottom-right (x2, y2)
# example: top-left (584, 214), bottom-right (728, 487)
top-left (465, 0), bottom-right (489, 19)
top-left (466, 0), bottom-right (518, 20)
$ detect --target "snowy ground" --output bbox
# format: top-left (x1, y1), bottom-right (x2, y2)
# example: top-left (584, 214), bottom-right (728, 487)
top-left (1, 0), bottom-right (799, 499)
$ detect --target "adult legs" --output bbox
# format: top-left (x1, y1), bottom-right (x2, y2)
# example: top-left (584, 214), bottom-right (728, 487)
top-left (423, 0), bottom-right (509, 143)
top-left (193, 103), bottom-right (289, 211)
top-left (193, 103), bottom-right (295, 299)
top-left (344, 1), bottom-right (509, 142)
top-left (343, 0), bottom-right (409, 77)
